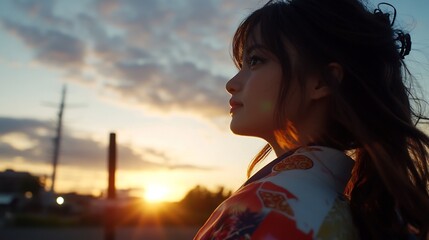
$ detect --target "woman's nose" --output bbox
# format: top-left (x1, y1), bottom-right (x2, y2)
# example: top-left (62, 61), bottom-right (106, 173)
top-left (226, 72), bottom-right (241, 94)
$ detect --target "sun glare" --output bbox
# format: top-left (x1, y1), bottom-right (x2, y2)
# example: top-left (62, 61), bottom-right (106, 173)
top-left (144, 184), bottom-right (169, 202)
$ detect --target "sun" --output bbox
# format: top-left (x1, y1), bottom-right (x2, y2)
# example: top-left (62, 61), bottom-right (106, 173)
top-left (144, 184), bottom-right (169, 202)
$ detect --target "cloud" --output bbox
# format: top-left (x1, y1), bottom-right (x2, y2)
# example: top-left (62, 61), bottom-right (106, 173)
top-left (1, 19), bottom-right (85, 70)
top-left (0, 117), bottom-right (54, 164)
top-left (0, 0), bottom-right (262, 118)
top-left (13, 0), bottom-right (73, 28)
top-left (0, 117), bottom-right (51, 135)
top-left (75, 11), bottom-right (231, 116)
top-left (0, 117), bottom-right (215, 171)
top-left (104, 61), bottom-right (229, 117)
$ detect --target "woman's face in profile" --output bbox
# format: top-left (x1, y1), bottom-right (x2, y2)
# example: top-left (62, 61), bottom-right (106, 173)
top-left (226, 41), bottom-right (282, 142)
top-left (226, 28), bottom-right (305, 145)
top-left (226, 29), bottom-right (320, 148)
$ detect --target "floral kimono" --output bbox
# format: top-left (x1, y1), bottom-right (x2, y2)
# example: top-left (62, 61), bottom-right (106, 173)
top-left (194, 146), bottom-right (359, 240)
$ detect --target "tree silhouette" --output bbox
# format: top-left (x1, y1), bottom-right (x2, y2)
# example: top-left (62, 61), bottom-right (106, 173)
top-left (178, 185), bottom-right (231, 224)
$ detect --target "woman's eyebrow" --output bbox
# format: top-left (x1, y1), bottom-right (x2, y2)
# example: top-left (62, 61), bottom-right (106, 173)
top-left (244, 44), bottom-right (267, 56)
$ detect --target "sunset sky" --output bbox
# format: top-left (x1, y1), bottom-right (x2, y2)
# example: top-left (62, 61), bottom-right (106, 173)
top-left (1, 0), bottom-right (428, 202)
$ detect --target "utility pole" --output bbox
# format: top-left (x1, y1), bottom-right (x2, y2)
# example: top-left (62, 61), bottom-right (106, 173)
top-left (50, 85), bottom-right (66, 193)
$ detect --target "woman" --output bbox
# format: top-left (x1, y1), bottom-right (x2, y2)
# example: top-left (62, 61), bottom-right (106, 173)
top-left (194, 0), bottom-right (429, 239)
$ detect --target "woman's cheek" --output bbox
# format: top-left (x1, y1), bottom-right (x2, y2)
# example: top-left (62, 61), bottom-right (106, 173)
top-left (258, 100), bottom-right (275, 113)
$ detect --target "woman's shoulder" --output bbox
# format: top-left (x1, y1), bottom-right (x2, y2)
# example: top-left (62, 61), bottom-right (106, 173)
top-left (194, 146), bottom-right (359, 239)
top-left (252, 146), bottom-right (356, 234)
top-left (195, 176), bottom-right (358, 239)
top-left (261, 146), bottom-right (354, 193)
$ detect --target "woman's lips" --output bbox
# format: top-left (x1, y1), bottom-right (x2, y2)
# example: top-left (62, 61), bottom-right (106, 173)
top-left (229, 99), bottom-right (243, 114)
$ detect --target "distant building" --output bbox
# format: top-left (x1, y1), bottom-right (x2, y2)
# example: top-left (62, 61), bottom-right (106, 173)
top-left (0, 169), bottom-right (45, 225)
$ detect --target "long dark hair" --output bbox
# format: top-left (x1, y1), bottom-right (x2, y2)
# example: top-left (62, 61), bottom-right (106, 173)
top-left (232, 0), bottom-right (429, 239)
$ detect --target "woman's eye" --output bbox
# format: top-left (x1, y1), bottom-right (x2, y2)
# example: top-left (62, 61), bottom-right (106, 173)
top-left (247, 55), bottom-right (264, 68)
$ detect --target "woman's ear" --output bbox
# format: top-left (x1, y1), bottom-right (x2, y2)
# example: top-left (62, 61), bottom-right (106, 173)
top-left (327, 62), bottom-right (343, 84)
top-left (308, 62), bottom-right (343, 100)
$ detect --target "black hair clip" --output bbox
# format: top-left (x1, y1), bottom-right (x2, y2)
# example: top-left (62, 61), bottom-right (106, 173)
top-left (374, 3), bottom-right (411, 59)
top-left (396, 31), bottom-right (412, 59)
top-left (374, 2), bottom-right (397, 26)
